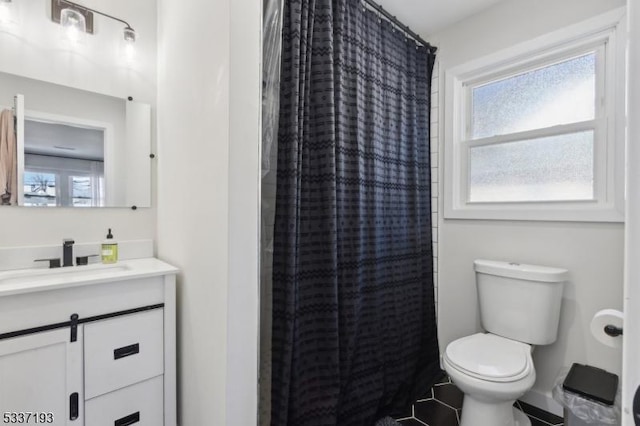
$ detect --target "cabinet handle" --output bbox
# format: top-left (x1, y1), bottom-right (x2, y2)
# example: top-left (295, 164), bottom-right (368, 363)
top-left (70, 314), bottom-right (79, 343)
top-left (69, 392), bottom-right (79, 421)
top-left (114, 343), bottom-right (140, 360)
top-left (114, 411), bottom-right (140, 426)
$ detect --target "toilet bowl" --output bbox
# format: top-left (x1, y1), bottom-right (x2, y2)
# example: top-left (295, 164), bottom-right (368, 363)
top-left (443, 333), bottom-right (536, 426)
top-left (443, 260), bottom-right (568, 426)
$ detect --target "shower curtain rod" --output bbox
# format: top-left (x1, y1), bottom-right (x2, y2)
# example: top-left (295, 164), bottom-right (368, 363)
top-left (362, 0), bottom-right (437, 52)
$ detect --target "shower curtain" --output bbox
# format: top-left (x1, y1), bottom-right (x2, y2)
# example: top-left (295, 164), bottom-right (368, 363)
top-left (271, 0), bottom-right (440, 425)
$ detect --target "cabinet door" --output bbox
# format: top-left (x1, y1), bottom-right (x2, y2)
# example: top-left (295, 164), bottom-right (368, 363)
top-left (0, 327), bottom-right (83, 425)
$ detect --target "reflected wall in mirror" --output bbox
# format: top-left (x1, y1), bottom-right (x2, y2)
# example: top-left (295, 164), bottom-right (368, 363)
top-left (0, 71), bottom-right (151, 208)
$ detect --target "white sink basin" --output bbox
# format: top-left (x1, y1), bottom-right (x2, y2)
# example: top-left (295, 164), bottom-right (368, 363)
top-left (0, 258), bottom-right (178, 297)
top-left (0, 263), bottom-right (131, 286)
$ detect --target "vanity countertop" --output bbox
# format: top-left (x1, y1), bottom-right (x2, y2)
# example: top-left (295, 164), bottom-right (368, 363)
top-left (0, 258), bottom-right (178, 297)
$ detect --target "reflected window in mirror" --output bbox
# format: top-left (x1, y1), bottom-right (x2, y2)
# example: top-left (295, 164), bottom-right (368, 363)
top-left (23, 168), bottom-right (105, 208)
top-left (23, 119), bottom-right (105, 207)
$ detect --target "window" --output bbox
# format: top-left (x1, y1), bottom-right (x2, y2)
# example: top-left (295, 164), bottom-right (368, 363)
top-left (443, 10), bottom-right (626, 222)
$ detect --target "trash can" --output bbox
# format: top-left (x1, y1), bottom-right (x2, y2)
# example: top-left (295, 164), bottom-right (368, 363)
top-left (552, 363), bottom-right (620, 425)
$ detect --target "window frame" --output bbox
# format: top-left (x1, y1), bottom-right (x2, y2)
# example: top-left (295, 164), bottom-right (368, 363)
top-left (443, 8), bottom-right (626, 222)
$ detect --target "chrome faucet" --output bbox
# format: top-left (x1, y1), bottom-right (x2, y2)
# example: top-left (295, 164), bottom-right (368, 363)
top-left (63, 239), bottom-right (75, 267)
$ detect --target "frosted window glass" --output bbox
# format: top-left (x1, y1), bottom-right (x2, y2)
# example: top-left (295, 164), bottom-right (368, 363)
top-left (471, 53), bottom-right (596, 139)
top-left (469, 131), bottom-right (594, 202)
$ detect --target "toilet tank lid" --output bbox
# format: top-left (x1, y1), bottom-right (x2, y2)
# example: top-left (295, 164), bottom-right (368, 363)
top-left (474, 259), bottom-right (568, 283)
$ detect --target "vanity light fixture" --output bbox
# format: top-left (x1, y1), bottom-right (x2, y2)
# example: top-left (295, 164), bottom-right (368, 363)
top-left (51, 0), bottom-right (137, 43)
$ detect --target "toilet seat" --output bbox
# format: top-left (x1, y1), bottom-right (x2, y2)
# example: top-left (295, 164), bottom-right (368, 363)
top-left (444, 333), bottom-right (533, 383)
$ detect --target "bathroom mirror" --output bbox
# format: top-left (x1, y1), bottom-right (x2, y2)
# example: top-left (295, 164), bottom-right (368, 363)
top-left (0, 0), bottom-right (156, 208)
top-left (0, 71), bottom-right (151, 208)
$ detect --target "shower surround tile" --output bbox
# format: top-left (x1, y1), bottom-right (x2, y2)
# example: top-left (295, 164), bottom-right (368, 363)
top-left (430, 60), bottom-right (440, 314)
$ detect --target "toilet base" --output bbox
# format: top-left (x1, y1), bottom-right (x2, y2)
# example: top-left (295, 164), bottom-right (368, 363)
top-left (459, 395), bottom-right (532, 426)
top-left (514, 407), bottom-right (532, 426)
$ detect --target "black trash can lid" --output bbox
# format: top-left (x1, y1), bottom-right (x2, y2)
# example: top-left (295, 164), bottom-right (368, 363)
top-left (563, 363), bottom-right (618, 406)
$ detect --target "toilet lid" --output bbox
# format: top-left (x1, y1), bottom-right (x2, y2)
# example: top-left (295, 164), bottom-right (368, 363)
top-left (445, 333), bottom-right (532, 382)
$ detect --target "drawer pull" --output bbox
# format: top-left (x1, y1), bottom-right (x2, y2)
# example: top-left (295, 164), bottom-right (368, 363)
top-left (114, 343), bottom-right (140, 360)
top-left (114, 411), bottom-right (140, 426)
top-left (69, 392), bottom-right (79, 421)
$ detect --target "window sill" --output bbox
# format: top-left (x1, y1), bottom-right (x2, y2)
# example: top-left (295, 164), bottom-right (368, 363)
top-left (443, 203), bottom-right (624, 223)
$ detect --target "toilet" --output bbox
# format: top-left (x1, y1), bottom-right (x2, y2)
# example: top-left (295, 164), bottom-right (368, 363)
top-left (443, 260), bottom-right (568, 426)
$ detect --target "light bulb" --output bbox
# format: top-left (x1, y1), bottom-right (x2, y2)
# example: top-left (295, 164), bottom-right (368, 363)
top-left (60, 8), bottom-right (86, 43)
top-left (0, 0), bottom-right (13, 26)
top-left (123, 27), bottom-right (136, 44)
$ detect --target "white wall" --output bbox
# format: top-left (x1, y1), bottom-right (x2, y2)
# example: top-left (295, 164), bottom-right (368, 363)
top-left (227, 0), bottom-right (261, 424)
top-left (156, 0), bottom-right (230, 420)
top-left (623, 1), bottom-right (640, 423)
top-left (0, 0), bottom-right (157, 249)
top-left (157, 0), bottom-right (261, 424)
top-left (429, 0), bottom-right (626, 413)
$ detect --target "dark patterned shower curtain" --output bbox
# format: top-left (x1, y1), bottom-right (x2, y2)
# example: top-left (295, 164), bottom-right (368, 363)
top-left (271, 0), bottom-right (440, 425)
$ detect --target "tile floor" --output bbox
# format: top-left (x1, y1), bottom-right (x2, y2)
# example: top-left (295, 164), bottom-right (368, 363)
top-left (396, 375), bottom-right (564, 426)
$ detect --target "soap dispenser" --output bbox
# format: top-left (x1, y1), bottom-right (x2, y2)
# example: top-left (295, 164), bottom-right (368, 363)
top-left (101, 228), bottom-right (118, 264)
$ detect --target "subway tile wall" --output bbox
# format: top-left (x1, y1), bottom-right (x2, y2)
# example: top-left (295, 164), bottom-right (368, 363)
top-left (431, 60), bottom-right (440, 315)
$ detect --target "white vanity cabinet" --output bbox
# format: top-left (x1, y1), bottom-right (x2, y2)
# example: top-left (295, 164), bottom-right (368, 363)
top-left (0, 328), bottom-right (84, 425)
top-left (0, 258), bottom-right (177, 426)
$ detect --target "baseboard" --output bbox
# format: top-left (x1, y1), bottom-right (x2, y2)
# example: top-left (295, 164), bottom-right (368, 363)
top-left (520, 388), bottom-right (563, 417)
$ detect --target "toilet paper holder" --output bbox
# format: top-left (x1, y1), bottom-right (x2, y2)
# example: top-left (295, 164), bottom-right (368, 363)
top-left (604, 324), bottom-right (623, 337)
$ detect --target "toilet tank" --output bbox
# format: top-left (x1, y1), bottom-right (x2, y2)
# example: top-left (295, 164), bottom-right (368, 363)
top-left (475, 260), bottom-right (568, 345)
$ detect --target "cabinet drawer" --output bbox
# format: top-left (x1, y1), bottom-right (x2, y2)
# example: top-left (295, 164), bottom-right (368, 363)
top-left (85, 309), bottom-right (164, 399)
top-left (85, 375), bottom-right (163, 426)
